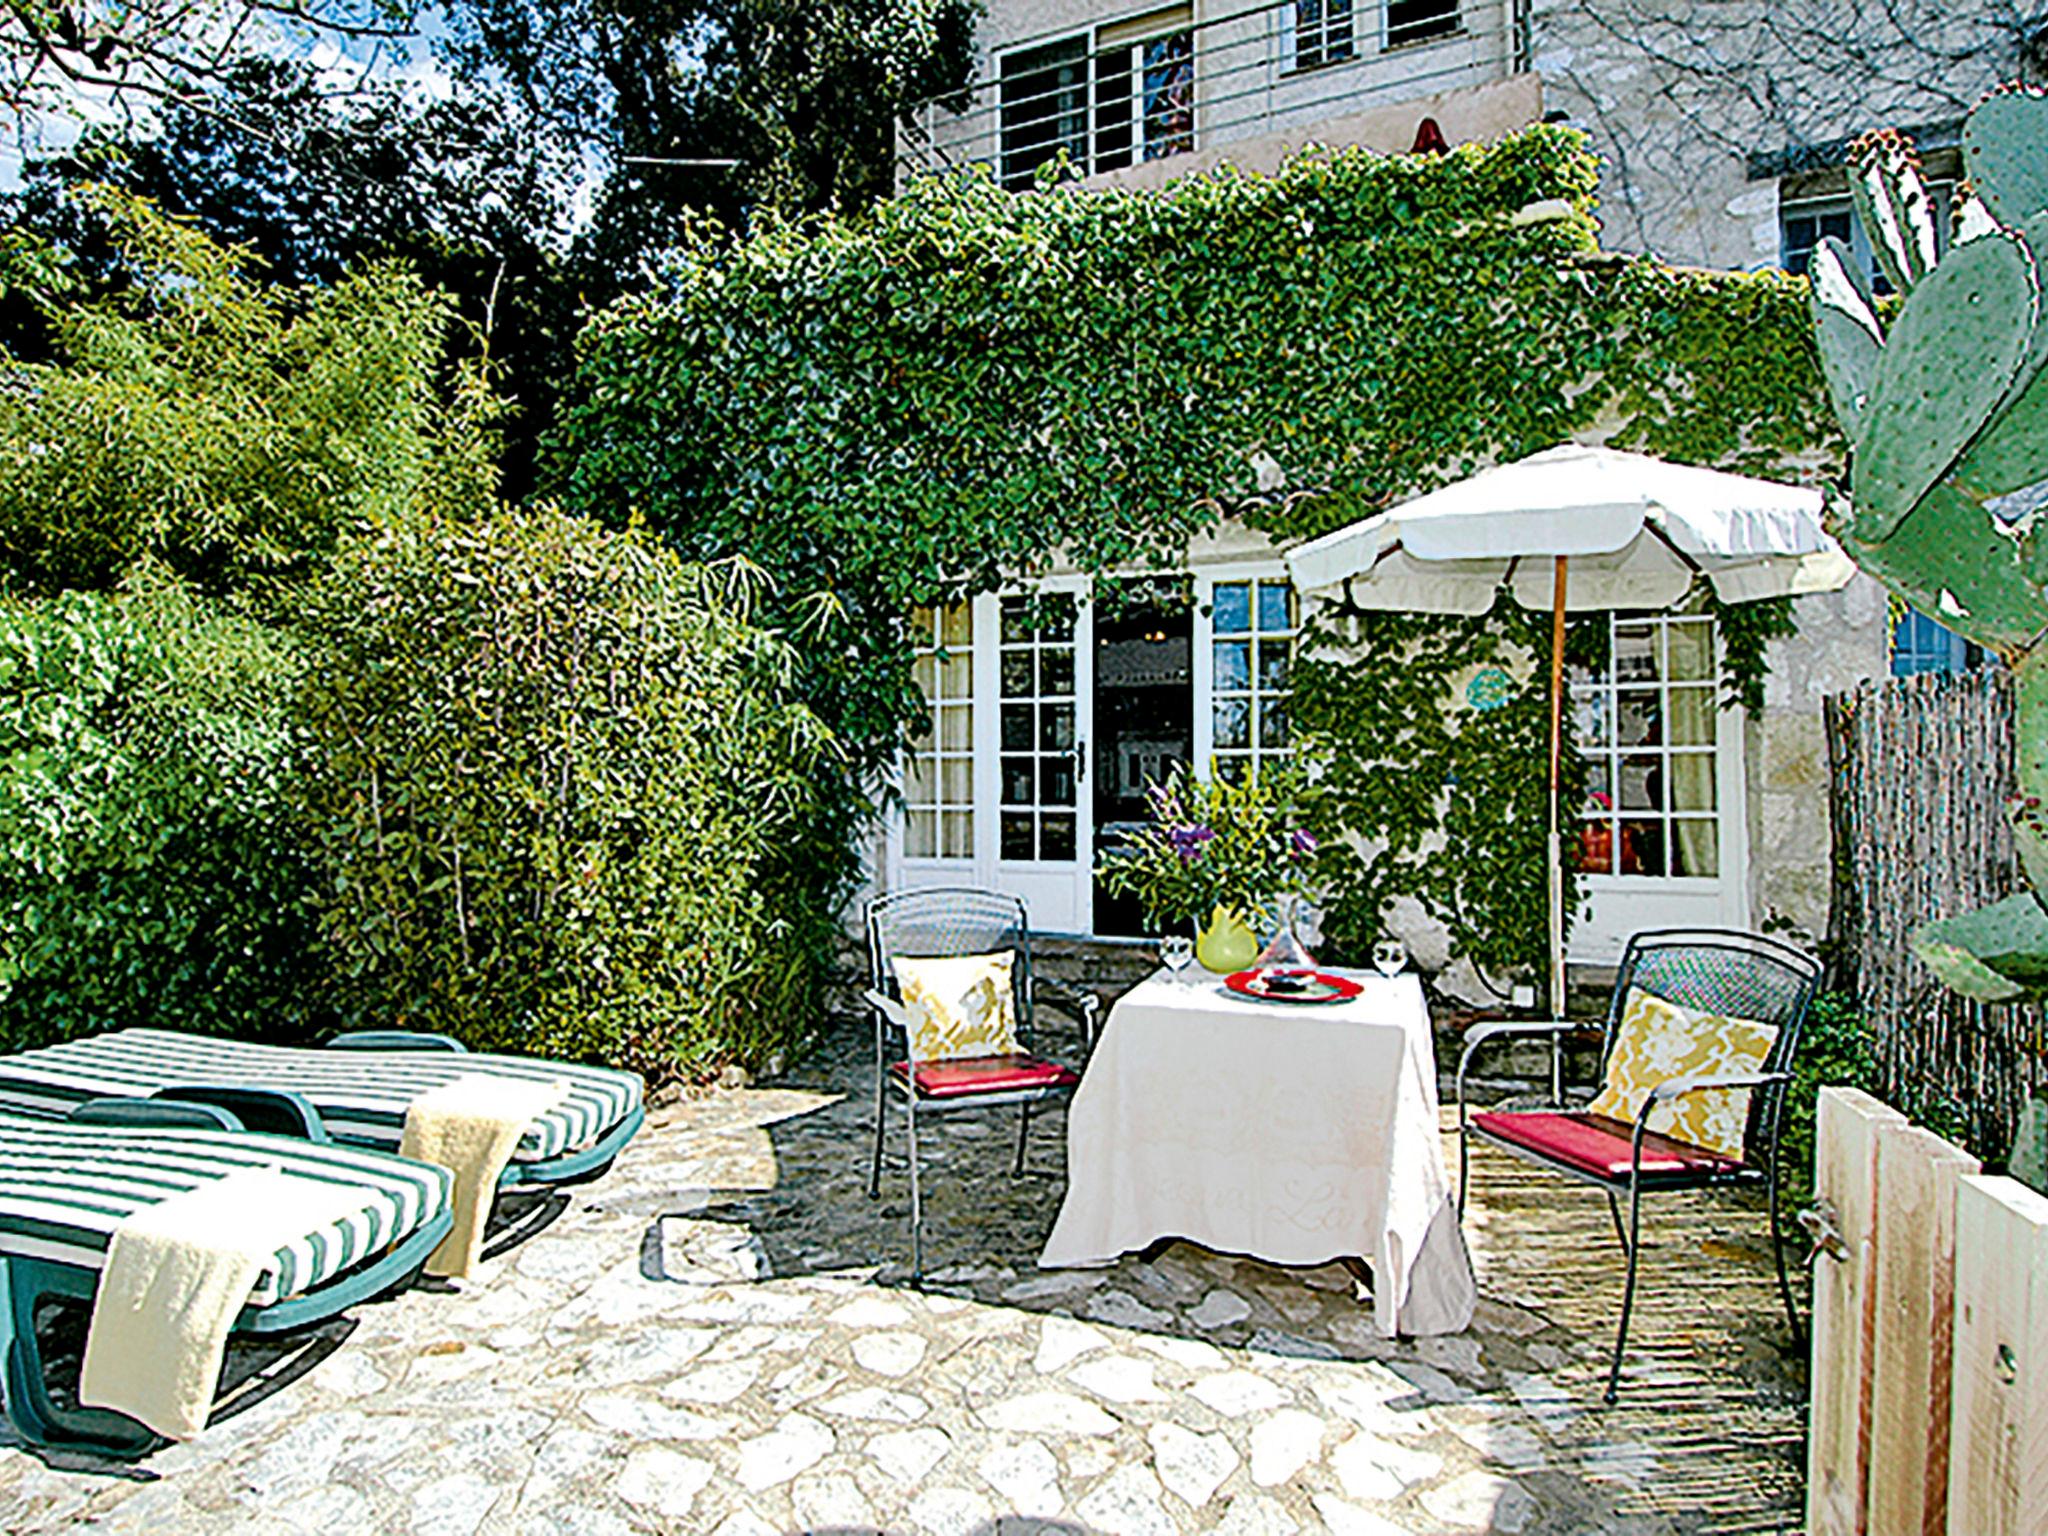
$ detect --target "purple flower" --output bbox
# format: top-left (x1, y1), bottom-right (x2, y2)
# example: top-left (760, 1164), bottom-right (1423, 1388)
top-left (1167, 824), bottom-right (1215, 863)
top-left (1289, 829), bottom-right (1318, 856)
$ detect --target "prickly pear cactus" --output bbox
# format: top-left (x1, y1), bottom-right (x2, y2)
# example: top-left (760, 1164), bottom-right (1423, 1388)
top-left (1809, 87), bottom-right (2048, 1024)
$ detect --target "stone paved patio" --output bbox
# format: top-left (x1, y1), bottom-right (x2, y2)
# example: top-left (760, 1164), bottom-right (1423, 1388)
top-left (0, 1022), bottom-right (1805, 1534)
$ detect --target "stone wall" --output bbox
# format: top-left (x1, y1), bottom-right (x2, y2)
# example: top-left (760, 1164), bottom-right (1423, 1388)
top-left (1526, 0), bottom-right (2022, 268)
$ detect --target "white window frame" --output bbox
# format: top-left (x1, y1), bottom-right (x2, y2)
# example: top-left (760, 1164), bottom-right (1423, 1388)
top-left (1194, 563), bottom-right (1296, 778)
top-left (1280, 0), bottom-right (1356, 74)
top-left (994, 11), bottom-right (1195, 185)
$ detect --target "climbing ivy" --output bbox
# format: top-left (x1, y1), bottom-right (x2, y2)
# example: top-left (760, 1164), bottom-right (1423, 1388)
top-left (553, 125), bottom-right (1840, 981)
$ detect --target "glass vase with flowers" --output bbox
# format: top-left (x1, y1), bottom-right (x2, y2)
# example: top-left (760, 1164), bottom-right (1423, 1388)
top-left (1096, 762), bottom-right (1319, 974)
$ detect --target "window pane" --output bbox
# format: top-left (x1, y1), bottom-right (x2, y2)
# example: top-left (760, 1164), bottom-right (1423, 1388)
top-left (1002, 757), bottom-right (1034, 805)
top-left (941, 704), bottom-right (972, 750)
top-left (1257, 642), bottom-right (1290, 692)
top-left (1619, 819), bottom-right (1665, 876)
top-left (1214, 698), bottom-right (1250, 749)
top-left (1001, 705), bottom-right (1033, 751)
top-left (1616, 689), bottom-right (1662, 747)
top-left (1667, 621), bottom-right (1712, 682)
top-left (1214, 753), bottom-right (1249, 783)
top-left (1000, 596), bottom-right (1030, 643)
top-left (1570, 691), bottom-right (1611, 747)
top-left (907, 755), bottom-right (936, 803)
top-left (1619, 754), bottom-right (1662, 811)
top-left (941, 811), bottom-right (974, 859)
top-left (1613, 624), bottom-right (1656, 683)
top-left (1257, 583), bottom-right (1294, 633)
top-left (1259, 699), bottom-right (1290, 749)
top-left (1001, 649), bottom-right (1033, 695)
top-left (1214, 640), bottom-right (1251, 691)
top-left (907, 811), bottom-right (938, 859)
top-left (1388, 0), bottom-right (1460, 46)
top-left (941, 603), bottom-right (972, 648)
top-left (1041, 648), bottom-right (1074, 696)
top-left (1669, 753), bottom-right (1715, 812)
top-left (1584, 760), bottom-right (1612, 803)
top-left (1040, 703), bottom-right (1075, 751)
top-left (1670, 819), bottom-right (1718, 877)
top-left (911, 605), bottom-right (936, 642)
top-left (1041, 813), bottom-right (1077, 861)
top-left (941, 758), bottom-right (972, 803)
top-left (1213, 583), bottom-right (1251, 634)
top-left (1667, 689), bottom-right (1716, 746)
top-left (939, 651), bottom-right (972, 699)
top-left (1001, 812), bottom-right (1035, 860)
top-left (1577, 819), bottom-right (1614, 874)
top-left (1140, 31), bottom-right (1193, 162)
top-left (1040, 757), bottom-right (1075, 807)
top-left (913, 654), bottom-right (936, 699)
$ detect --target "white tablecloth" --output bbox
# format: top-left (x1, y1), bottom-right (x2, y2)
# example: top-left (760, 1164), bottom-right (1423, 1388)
top-left (1039, 970), bottom-right (1477, 1336)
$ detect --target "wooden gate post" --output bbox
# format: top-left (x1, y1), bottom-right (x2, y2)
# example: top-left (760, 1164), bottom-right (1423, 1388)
top-left (1867, 1122), bottom-right (1978, 1534)
top-left (1808, 1087), bottom-right (1907, 1536)
top-left (1948, 1174), bottom-right (2048, 1536)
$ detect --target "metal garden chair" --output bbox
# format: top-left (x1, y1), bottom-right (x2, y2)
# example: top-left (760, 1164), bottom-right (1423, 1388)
top-left (862, 886), bottom-right (1100, 1280)
top-left (1455, 927), bottom-right (1821, 1402)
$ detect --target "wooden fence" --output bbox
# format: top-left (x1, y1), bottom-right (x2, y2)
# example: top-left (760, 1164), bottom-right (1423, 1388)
top-left (1824, 668), bottom-right (2048, 1160)
top-left (1807, 1087), bottom-right (2048, 1535)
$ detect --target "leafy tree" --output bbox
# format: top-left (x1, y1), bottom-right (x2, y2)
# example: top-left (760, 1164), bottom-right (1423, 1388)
top-left (6, 56), bottom-right (577, 498)
top-left (0, 184), bottom-right (495, 594)
top-left (0, 0), bottom-right (417, 131)
top-left (440, 0), bottom-right (978, 224)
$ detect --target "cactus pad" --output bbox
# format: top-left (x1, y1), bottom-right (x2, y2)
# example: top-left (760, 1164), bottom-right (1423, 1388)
top-left (1851, 129), bottom-right (1940, 294)
top-left (1852, 230), bottom-right (2036, 540)
top-left (1839, 484), bottom-right (2045, 653)
top-left (1808, 235), bottom-right (1884, 434)
top-left (1912, 893), bottom-right (2048, 1000)
top-left (1963, 88), bottom-right (2048, 229)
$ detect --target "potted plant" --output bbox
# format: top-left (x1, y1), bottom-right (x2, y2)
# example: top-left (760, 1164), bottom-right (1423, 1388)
top-left (1096, 762), bottom-right (1318, 972)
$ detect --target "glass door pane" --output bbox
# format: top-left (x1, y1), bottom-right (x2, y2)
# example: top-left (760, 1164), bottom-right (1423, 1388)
top-left (998, 593), bottom-right (1082, 862)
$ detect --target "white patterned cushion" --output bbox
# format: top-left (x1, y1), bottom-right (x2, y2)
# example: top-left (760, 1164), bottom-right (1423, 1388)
top-left (892, 951), bottom-right (1020, 1063)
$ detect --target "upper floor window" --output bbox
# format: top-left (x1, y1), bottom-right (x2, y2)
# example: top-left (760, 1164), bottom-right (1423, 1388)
top-left (1286, 0), bottom-right (1355, 72)
top-left (999, 10), bottom-right (1194, 189)
top-left (1386, 0), bottom-right (1460, 49)
top-left (1781, 183), bottom-right (1953, 291)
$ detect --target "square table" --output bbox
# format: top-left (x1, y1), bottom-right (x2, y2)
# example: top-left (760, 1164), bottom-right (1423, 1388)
top-left (1038, 968), bottom-right (1476, 1336)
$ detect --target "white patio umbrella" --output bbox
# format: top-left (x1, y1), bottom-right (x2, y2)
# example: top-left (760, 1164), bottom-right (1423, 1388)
top-left (1285, 443), bottom-right (1854, 1011)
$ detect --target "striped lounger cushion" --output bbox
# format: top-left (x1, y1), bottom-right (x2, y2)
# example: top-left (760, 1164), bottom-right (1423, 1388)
top-left (0, 1112), bottom-right (451, 1306)
top-left (0, 1030), bottom-right (643, 1163)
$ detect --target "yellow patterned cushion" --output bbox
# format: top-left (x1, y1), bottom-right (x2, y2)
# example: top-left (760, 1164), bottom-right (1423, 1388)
top-left (1586, 986), bottom-right (1778, 1160)
top-left (892, 951), bottom-right (1020, 1063)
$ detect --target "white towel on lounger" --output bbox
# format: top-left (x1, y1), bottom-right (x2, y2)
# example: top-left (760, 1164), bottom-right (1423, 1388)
top-left (79, 1166), bottom-right (375, 1441)
top-left (401, 1074), bottom-right (569, 1280)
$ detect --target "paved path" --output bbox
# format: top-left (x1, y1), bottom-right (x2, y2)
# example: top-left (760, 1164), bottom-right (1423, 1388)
top-left (0, 1026), bottom-right (1805, 1533)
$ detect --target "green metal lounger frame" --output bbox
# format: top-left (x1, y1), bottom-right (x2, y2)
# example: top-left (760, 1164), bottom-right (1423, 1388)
top-left (0, 1099), bottom-right (454, 1458)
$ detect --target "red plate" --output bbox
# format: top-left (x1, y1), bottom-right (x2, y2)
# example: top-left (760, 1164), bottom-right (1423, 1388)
top-left (1224, 968), bottom-right (1364, 1005)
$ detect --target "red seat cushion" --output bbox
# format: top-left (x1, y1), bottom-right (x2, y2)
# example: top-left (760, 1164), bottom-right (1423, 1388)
top-left (1471, 1110), bottom-right (1748, 1181)
top-left (890, 1053), bottom-right (1080, 1099)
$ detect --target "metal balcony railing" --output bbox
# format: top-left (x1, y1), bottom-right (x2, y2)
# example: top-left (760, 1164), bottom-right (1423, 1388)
top-left (898, 0), bottom-right (1523, 189)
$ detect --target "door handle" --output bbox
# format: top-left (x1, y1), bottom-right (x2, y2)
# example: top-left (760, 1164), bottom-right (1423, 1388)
top-left (1072, 738), bottom-right (1088, 777)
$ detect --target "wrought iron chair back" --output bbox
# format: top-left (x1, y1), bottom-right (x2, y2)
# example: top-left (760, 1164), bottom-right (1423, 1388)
top-left (1599, 927), bottom-right (1822, 1169)
top-left (866, 886), bottom-right (1037, 1048)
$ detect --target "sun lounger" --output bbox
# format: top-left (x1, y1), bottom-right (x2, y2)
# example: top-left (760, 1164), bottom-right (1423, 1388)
top-left (0, 1027), bottom-right (645, 1188)
top-left (0, 1100), bottom-right (452, 1455)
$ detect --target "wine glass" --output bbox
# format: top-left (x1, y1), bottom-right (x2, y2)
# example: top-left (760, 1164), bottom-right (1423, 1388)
top-left (1160, 934), bottom-right (1195, 984)
top-left (1371, 936), bottom-right (1408, 978)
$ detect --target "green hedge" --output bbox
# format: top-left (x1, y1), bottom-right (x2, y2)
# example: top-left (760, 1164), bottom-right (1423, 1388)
top-left (293, 509), bottom-right (837, 1078)
top-left (0, 588), bottom-right (321, 1048)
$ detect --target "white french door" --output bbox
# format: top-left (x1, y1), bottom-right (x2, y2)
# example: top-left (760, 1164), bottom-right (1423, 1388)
top-left (1566, 611), bottom-right (1749, 963)
top-left (886, 582), bottom-right (1095, 935)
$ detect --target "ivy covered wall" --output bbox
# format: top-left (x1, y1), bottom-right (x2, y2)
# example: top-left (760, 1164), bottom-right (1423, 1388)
top-left (553, 126), bottom-right (1844, 983)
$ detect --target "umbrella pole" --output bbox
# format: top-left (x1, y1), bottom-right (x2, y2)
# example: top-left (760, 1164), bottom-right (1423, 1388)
top-left (1547, 555), bottom-right (1568, 1017)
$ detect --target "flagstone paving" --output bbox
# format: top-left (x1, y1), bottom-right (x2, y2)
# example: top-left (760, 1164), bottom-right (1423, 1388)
top-left (0, 1023), bottom-right (1805, 1534)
